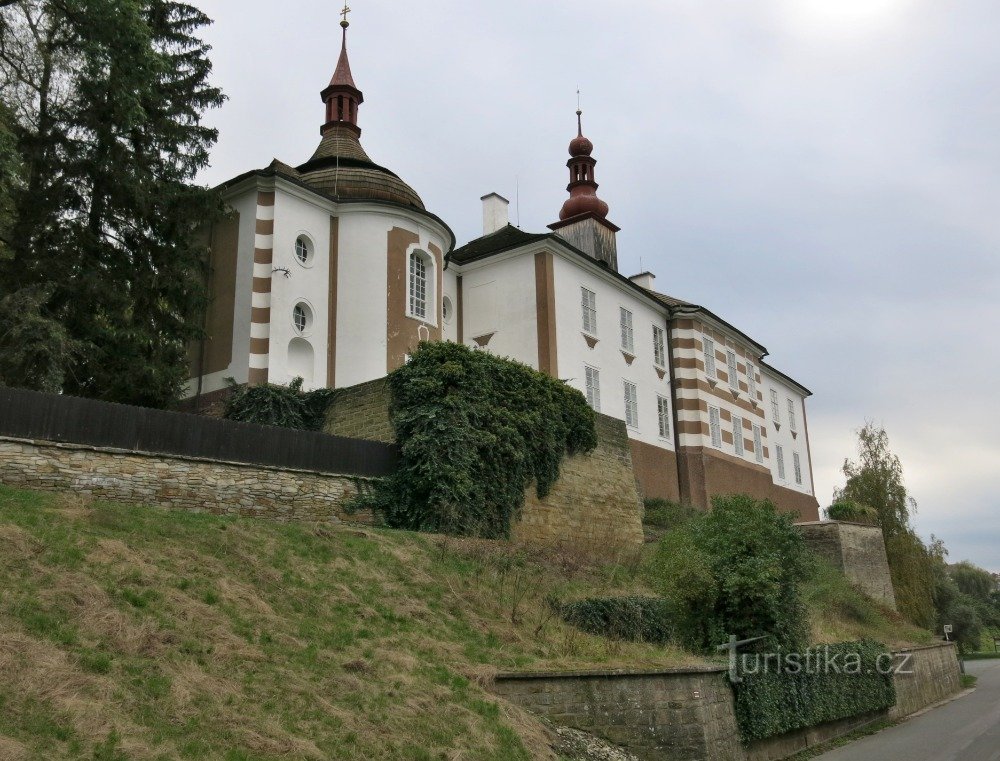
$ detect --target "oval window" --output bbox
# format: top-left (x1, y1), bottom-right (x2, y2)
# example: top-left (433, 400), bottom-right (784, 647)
top-left (294, 235), bottom-right (313, 266)
top-left (292, 302), bottom-right (313, 335)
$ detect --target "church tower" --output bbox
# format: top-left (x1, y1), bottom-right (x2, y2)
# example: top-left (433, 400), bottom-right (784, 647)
top-left (548, 108), bottom-right (620, 271)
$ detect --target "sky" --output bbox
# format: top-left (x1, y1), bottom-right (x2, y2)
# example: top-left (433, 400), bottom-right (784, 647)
top-left (192, 0), bottom-right (1000, 572)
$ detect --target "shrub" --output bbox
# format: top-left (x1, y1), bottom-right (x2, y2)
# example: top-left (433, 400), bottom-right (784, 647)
top-left (642, 499), bottom-right (699, 531)
top-left (358, 342), bottom-right (596, 539)
top-left (825, 501), bottom-right (878, 526)
top-left (732, 640), bottom-right (896, 742)
top-left (945, 602), bottom-right (984, 655)
top-left (223, 378), bottom-right (337, 431)
top-left (650, 494), bottom-right (811, 653)
top-left (557, 596), bottom-right (673, 644)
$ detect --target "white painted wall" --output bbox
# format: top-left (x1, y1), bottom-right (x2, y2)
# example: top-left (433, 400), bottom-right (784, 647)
top-left (457, 253), bottom-right (538, 366)
top-left (551, 251), bottom-right (674, 452)
top-left (762, 368), bottom-right (815, 496)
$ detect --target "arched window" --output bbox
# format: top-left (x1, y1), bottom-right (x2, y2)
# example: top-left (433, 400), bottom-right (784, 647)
top-left (408, 250), bottom-right (431, 321)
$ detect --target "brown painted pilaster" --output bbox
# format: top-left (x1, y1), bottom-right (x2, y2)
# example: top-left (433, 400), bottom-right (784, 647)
top-left (327, 216), bottom-right (339, 387)
top-left (534, 252), bottom-right (558, 376)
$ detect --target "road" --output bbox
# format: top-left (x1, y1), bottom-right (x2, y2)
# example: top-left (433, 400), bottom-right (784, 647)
top-left (816, 659), bottom-right (1000, 761)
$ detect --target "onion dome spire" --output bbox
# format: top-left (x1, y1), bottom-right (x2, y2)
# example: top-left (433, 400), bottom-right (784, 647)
top-left (558, 106), bottom-right (610, 221)
top-left (321, 3), bottom-right (364, 137)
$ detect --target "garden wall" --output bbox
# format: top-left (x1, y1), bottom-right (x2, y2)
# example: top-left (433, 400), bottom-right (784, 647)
top-left (492, 642), bottom-right (962, 761)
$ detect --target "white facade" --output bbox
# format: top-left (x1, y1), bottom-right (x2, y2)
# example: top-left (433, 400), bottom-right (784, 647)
top-left (761, 367), bottom-right (814, 496)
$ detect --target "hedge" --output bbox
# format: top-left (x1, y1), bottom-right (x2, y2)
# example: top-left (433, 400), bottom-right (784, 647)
top-left (558, 596), bottom-right (673, 644)
top-left (731, 639), bottom-right (897, 742)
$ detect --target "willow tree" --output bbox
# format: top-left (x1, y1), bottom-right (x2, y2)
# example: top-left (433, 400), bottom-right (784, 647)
top-left (0, 0), bottom-right (224, 406)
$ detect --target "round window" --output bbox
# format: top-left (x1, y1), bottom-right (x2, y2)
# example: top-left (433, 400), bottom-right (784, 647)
top-left (442, 296), bottom-right (454, 324)
top-left (294, 236), bottom-right (313, 266)
top-left (292, 302), bottom-right (313, 335)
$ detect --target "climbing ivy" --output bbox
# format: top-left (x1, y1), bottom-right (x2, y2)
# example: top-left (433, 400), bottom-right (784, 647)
top-left (359, 342), bottom-right (597, 539)
top-left (222, 377), bottom-right (337, 431)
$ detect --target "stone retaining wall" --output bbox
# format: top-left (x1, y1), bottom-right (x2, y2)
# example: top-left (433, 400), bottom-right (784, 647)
top-left (796, 521), bottom-right (897, 609)
top-left (0, 437), bottom-right (365, 523)
top-left (890, 642), bottom-right (963, 719)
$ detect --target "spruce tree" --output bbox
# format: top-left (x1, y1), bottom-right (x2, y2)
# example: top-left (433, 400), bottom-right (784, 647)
top-left (0, 0), bottom-right (224, 406)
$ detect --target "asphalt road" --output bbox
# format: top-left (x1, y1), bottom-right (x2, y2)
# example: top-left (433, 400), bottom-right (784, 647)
top-left (816, 659), bottom-right (1000, 761)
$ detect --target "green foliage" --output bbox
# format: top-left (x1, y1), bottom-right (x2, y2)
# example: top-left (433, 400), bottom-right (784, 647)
top-left (951, 562), bottom-right (997, 604)
top-left (642, 498), bottom-right (699, 531)
top-left (651, 494), bottom-right (811, 652)
top-left (359, 342), bottom-right (597, 539)
top-left (0, 0), bottom-right (225, 407)
top-left (824, 501), bottom-right (878, 526)
top-left (0, 285), bottom-right (79, 392)
top-left (557, 596), bottom-right (674, 644)
top-left (732, 640), bottom-right (896, 742)
top-left (885, 531), bottom-right (936, 629)
top-left (223, 377), bottom-right (337, 431)
top-left (945, 602), bottom-right (983, 655)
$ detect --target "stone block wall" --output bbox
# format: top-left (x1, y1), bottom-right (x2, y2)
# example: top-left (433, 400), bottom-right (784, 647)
top-left (0, 437), bottom-right (365, 524)
top-left (491, 668), bottom-right (743, 761)
top-left (796, 521), bottom-right (897, 609)
top-left (325, 382), bottom-right (645, 558)
top-left (890, 642), bottom-right (962, 719)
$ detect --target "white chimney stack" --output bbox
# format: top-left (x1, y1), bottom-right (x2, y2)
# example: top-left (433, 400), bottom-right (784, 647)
top-left (481, 193), bottom-right (510, 236)
top-left (630, 272), bottom-right (656, 291)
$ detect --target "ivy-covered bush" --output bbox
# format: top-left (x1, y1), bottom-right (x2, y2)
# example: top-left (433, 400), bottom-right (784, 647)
top-left (358, 342), bottom-right (597, 539)
top-left (651, 494), bottom-right (811, 653)
top-left (558, 596), bottom-right (673, 644)
top-left (732, 640), bottom-right (897, 741)
top-left (223, 377), bottom-right (337, 431)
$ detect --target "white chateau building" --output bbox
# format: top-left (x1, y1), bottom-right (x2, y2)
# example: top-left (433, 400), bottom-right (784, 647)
top-left (185, 16), bottom-right (819, 519)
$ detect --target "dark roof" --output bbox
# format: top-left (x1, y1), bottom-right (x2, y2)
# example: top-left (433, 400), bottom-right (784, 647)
top-left (449, 225), bottom-right (551, 264)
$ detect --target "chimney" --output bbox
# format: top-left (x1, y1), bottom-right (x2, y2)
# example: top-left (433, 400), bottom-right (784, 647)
top-left (481, 193), bottom-right (509, 236)
top-left (630, 272), bottom-right (656, 291)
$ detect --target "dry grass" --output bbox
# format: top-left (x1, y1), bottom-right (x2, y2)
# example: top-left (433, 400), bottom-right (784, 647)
top-left (0, 486), bottom-right (700, 760)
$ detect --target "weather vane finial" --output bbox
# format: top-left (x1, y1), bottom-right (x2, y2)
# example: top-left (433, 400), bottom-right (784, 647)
top-left (576, 88), bottom-right (583, 135)
top-left (340, 2), bottom-right (351, 28)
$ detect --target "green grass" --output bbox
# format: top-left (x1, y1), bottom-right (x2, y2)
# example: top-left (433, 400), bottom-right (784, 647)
top-left (961, 674), bottom-right (978, 689)
top-left (0, 485), bottom-right (696, 760)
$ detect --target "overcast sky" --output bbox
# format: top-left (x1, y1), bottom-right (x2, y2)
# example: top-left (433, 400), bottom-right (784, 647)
top-left (193, 0), bottom-right (1000, 572)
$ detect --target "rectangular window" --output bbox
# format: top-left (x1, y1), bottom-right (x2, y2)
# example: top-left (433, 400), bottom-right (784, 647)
top-left (771, 389), bottom-right (780, 422)
top-left (409, 254), bottom-right (427, 319)
top-left (733, 416), bottom-right (744, 456)
top-left (653, 325), bottom-right (666, 367)
top-left (581, 287), bottom-right (597, 335)
top-left (747, 362), bottom-right (757, 400)
top-left (623, 381), bottom-right (639, 429)
top-left (753, 425), bottom-right (764, 463)
top-left (703, 335), bottom-right (717, 380)
top-left (793, 452), bottom-right (803, 485)
top-left (657, 395), bottom-right (671, 439)
top-left (585, 365), bottom-right (601, 412)
top-left (777, 445), bottom-right (786, 480)
top-left (620, 308), bottom-right (635, 353)
top-left (788, 399), bottom-right (797, 432)
top-left (727, 349), bottom-right (739, 391)
top-left (709, 406), bottom-right (722, 448)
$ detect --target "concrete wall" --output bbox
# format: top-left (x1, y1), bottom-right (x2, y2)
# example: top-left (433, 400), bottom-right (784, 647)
top-left (492, 643), bottom-right (962, 761)
top-left (796, 521), bottom-right (897, 609)
top-left (0, 437), bottom-right (364, 524)
top-left (324, 384), bottom-right (645, 557)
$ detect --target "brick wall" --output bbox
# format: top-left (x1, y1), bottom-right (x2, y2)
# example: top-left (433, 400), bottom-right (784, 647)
top-left (796, 521), bottom-right (897, 609)
top-left (0, 437), bottom-right (366, 524)
top-left (325, 383), bottom-right (645, 558)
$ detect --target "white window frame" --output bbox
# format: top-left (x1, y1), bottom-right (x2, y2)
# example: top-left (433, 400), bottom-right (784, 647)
top-left (620, 308), bottom-right (635, 353)
top-left (585, 365), bottom-right (601, 412)
top-left (753, 424), bottom-right (764, 464)
top-left (727, 350), bottom-right (739, 391)
top-left (788, 399), bottom-right (797, 433)
top-left (771, 389), bottom-right (780, 422)
top-left (407, 249), bottom-right (435, 323)
top-left (657, 395), bottom-right (671, 439)
top-left (709, 406), bottom-right (722, 448)
top-left (793, 452), bottom-right (803, 485)
top-left (623, 380), bottom-right (639, 429)
top-left (581, 287), bottom-right (598, 335)
top-left (747, 362), bottom-right (757, 400)
top-left (703, 335), bottom-right (717, 380)
top-left (294, 234), bottom-right (315, 268)
top-left (776, 445), bottom-right (786, 480)
top-left (733, 416), bottom-right (744, 456)
top-left (653, 325), bottom-right (666, 368)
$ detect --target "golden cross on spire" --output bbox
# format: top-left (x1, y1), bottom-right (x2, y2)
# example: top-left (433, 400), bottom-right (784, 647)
top-left (340, 2), bottom-right (351, 28)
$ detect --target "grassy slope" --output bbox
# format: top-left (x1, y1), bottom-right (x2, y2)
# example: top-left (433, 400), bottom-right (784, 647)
top-left (0, 486), bottom-right (698, 761)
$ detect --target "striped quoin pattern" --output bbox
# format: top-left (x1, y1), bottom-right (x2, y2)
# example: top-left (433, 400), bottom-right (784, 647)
top-left (248, 191), bottom-right (275, 385)
top-left (670, 320), bottom-right (766, 453)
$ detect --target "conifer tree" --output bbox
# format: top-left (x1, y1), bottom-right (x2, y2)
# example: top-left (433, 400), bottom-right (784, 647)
top-left (0, 0), bottom-right (224, 406)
